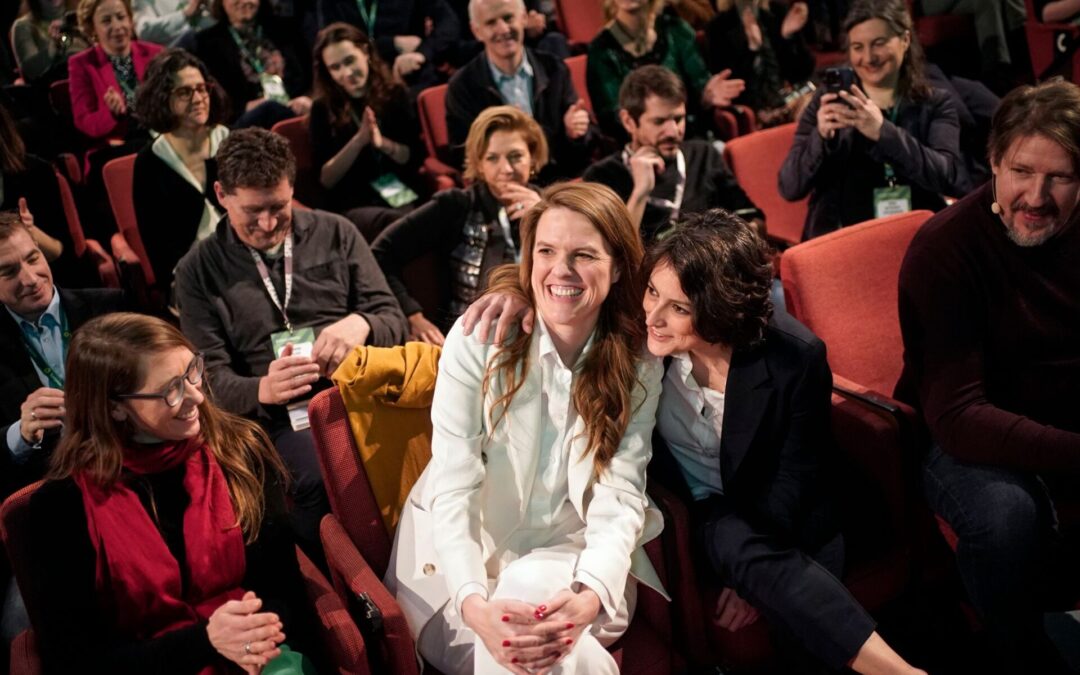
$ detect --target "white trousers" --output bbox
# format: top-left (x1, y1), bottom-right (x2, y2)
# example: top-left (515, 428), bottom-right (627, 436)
top-left (417, 539), bottom-right (635, 674)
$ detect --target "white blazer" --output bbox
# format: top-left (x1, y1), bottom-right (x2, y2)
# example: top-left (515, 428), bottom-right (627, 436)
top-left (386, 319), bottom-right (668, 638)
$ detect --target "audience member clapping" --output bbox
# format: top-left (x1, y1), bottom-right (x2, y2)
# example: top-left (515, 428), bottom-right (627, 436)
top-left (779, 0), bottom-right (971, 240)
top-left (132, 0), bottom-right (216, 47)
top-left (316, 0), bottom-right (461, 92)
top-left (69, 0), bottom-right (163, 144)
top-left (372, 105), bottom-right (547, 345)
top-left (193, 0), bottom-right (311, 129)
top-left (311, 22), bottom-right (424, 239)
top-left (132, 48), bottom-right (229, 296)
top-left (704, 0), bottom-right (816, 126)
top-left (23, 312), bottom-right (318, 673)
top-left (447, 0), bottom-right (598, 182)
top-left (11, 0), bottom-right (89, 85)
top-left (587, 0), bottom-right (746, 143)
top-left (0, 106), bottom-right (81, 285)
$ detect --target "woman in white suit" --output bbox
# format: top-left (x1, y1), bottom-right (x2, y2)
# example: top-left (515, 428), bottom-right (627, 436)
top-left (386, 182), bottom-right (667, 674)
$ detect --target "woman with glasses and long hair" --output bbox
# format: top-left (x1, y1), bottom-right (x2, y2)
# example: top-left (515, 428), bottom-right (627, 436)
top-left (133, 48), bottom-right (230, 295)
top-left (22, 313), bottom-right (318, 673)
top-left (386, 182), bottom-right (666, 674)
top-left (779, 0), bottom-right (970, 240)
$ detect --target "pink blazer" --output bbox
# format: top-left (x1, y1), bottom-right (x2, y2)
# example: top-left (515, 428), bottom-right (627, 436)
top-left (67, 41), bottom-right (163, 140)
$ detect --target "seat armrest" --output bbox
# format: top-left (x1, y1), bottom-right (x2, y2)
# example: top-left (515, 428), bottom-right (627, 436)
top-left (83, 239), bottom-right (120, 288)
top-left (320, 515), bottom-right (420, 675)
top-left (296, 546), bottom-right (371, 675)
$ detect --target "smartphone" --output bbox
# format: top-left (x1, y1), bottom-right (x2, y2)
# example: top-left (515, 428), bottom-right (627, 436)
top-left (823, 67), bottom-right (856, 96)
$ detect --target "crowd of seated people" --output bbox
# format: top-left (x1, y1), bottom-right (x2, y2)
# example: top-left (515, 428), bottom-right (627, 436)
top-left (0, 0), bottom-right (1079, 671)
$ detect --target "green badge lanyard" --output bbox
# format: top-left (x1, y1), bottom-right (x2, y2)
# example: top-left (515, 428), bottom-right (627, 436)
top-left (20, 308), bottom-right (70, 389)
top-left (356, 0), bottom-right (377, 35)
top-left (229, 25), bottom-right (267, 75)
top-left (882, 101), bottom-right (902, 187)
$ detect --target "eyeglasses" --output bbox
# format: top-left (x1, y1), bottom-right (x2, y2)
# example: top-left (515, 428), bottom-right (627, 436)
top-left (114, 353), bottom-right (205, 407)
top-left (171, 83), bottom-right (209, 102)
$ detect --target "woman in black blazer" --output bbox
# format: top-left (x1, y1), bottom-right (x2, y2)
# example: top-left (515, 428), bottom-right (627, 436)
top-left (644, 211), bottom-right (925, 674)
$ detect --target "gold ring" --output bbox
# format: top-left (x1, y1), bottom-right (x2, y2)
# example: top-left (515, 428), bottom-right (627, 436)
top-left (29, 410), bottom-right (36, 421)
top-left (244, 642), bottom-right (252, 655)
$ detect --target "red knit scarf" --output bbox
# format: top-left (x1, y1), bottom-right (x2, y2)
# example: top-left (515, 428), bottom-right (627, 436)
top-left (75, 438), bottom-right (246, 670)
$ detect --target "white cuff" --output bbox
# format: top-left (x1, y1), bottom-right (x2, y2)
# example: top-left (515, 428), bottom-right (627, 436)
top-left (454, 582), bottom-right (489, 616)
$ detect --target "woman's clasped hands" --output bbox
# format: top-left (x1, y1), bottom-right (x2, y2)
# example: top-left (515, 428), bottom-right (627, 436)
top-left (207, 591), bottom-right (286, 674)
top-left (461, 587), bottom-right (602, 675)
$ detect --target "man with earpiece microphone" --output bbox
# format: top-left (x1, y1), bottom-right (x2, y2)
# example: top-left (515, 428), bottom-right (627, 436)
top-left (895, 78), bottom-right (1080, 674)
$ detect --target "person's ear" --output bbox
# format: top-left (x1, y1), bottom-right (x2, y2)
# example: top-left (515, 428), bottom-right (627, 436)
top-left (612, 265), bottom-right (622, 284)
top-left (619, 109), bottom-right (638, 139)
top-left (213, 181), bottom-right (227, 204)
top-left (110, 404), bottom-right (127, 422)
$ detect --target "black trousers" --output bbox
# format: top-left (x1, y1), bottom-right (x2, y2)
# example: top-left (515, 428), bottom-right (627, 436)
top-left (701, 508), bottom-right (876, 671)
top-left (269, 425), bottom-right (331, 569)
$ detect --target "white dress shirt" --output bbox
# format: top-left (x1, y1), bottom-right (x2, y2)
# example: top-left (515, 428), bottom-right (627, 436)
top-left (656, 352), bottom-right (726, 500)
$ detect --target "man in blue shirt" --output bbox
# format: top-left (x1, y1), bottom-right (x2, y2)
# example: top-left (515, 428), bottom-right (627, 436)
top-left (0, 213), bottom-right (123, 497)
top-left (446, 0), bottom-right (597, 181)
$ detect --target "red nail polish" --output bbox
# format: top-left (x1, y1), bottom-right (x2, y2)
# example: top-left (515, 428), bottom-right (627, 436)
top-left (565, 623), bottom-right (574, 629)
top-left (511, 658), bottom-right (518, 664)
top-left (501, 615), bottom-right (510, 622)
top-left (502, 640), bottom-right (511, 647)
top-left (538, 604), bottom-right (547, 612)
top-left (565, 638), bottom-right (573, 645)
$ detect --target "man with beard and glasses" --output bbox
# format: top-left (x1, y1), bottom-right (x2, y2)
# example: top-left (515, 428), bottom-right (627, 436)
top-left (446, 0), bottom-right (598, 181)
top-left (175, 127), bottom-right (407, 564)
top-left (583, 65), bottom-right (761, 241)
top-left (896, 79), bottom-right (1080, 674)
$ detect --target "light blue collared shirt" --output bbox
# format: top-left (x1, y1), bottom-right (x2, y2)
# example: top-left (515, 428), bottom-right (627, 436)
top-left (5, 289), bottom-right (65, 461)
top-left (487, 53), bottom-right (534, 117)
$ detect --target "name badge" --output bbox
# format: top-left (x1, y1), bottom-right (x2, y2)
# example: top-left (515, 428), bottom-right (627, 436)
top-left (270, 326), bottom-right (316, 431)
top-left (370, 173), bottom-right (419, 208)
top-left (872, 185), bottom-right (912, 218)
top-left (260, 72), bottom-right (289, 105)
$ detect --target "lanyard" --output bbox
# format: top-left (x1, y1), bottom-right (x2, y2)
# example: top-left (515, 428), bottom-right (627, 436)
top-left (356, 0), bottom-right (377, 34)
top-left (495, 208), bottom-right (521, 263)
top-left (247, 234), bottom-right (294, 332)
top-left (20, 307), bottom-right (70, 389)
top-left (229, 26), bottom-right (266, 75)
top-left (883, 101), bottom-right (902, 187)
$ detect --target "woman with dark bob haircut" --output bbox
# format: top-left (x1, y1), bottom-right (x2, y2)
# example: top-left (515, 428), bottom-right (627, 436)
top-left (465, 209), bottom-right (927, 673)
top-left (21, 312), bottom-right (320, 673)
top-left (132, 48), bottom-right (230, 295)
top-left (642, 212), bottom-right (925, 672)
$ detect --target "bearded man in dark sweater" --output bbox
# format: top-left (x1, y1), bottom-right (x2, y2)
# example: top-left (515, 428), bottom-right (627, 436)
top-left (897, 79), bottom-right (1080, 674)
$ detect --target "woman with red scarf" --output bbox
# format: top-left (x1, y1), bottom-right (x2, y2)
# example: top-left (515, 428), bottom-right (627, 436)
top-left (22, 313), bottom-right (315, 674)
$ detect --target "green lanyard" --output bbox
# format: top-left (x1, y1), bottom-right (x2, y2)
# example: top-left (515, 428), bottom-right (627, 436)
top-left (229, 26), bottom-right (266, 75)
top-left (356, 0), bottom-right (377, 35)
top-left (20, 308), bottom-right (70, 389)
top-left (882, 100), bottom-right (902, 187)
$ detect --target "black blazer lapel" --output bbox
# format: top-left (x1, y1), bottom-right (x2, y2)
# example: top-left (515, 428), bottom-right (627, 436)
top-left (720, 347), bottom-right (773, 484)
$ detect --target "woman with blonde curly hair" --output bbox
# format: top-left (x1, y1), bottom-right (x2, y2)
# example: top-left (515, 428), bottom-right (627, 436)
top-left (372, 105), bottom-right (548, 345)
top-left (386, 182), bottom-right (666, 674)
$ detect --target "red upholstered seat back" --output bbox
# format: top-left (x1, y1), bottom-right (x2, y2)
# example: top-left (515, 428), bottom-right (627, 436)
top-left (555, 0), bottom-right (605, 45)
top-left (308, 388), bottom-right (395, 576)
top-left (723, 123), bottom-right (808, 247)
top-left (781, 210), bottom-right (932, 395)
top-left (417, 84), bottom-right (450, 165)
top-left (102, 154), bottom-right (154, 287)
top-left (271, 115), bottom-right (322, 208)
